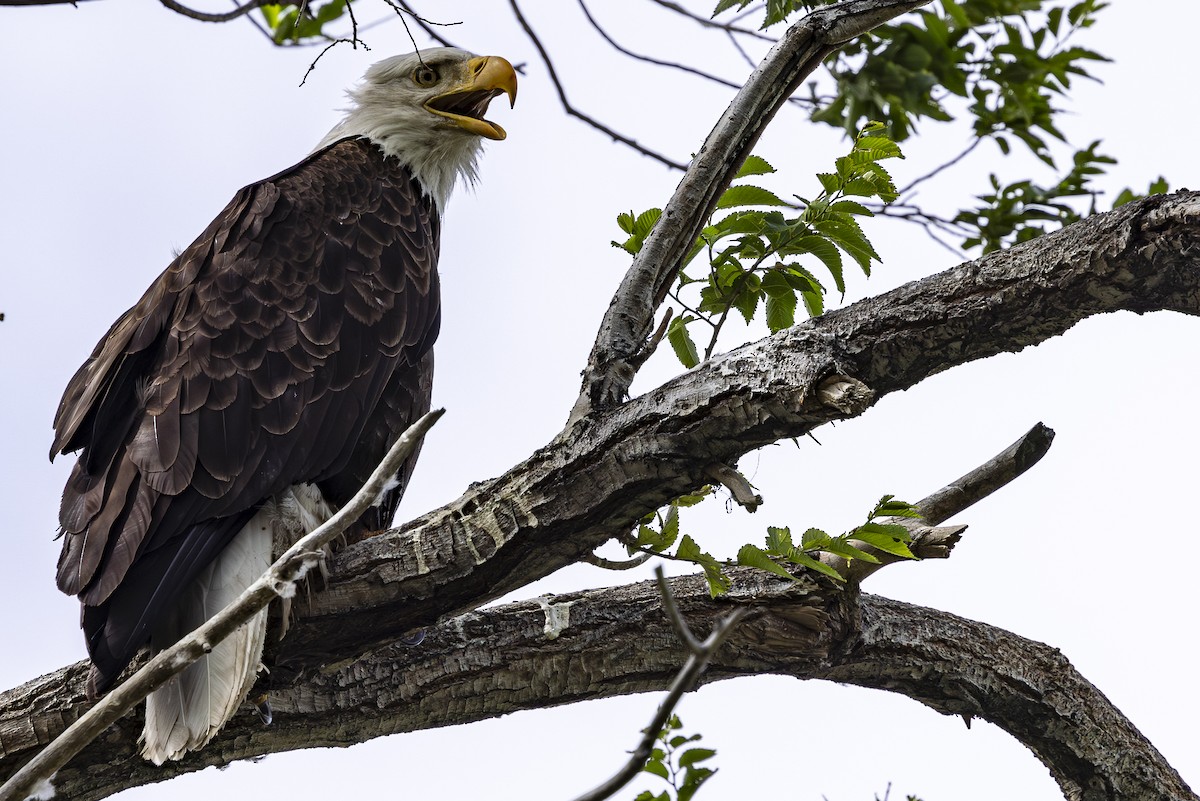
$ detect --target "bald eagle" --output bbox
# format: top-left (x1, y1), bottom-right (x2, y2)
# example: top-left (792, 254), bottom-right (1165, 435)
top-left (50, 48), bottom-right (516, 764)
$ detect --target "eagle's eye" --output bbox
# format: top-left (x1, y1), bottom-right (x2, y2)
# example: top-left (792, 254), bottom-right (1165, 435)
top-left (412, 65), bottom-right (439, 87)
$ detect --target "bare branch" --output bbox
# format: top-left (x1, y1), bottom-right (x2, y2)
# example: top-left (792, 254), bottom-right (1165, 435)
top-left (0, 411), bottom-right (444, 801)
top-left (579, 0), bottom-right (748, 93)
top-left (703, 463), bottom-right (761, 511)
top-left (571, 568), bottom-right (744, 801)
top-left (508, 0), bottom-right (687, 171)
top-left (385, 1), bottom-right (461, 47)
top-left (582, 550), bottom-right (653, 571)
top-left (828, 422), bottom-right (1056, 582)
top-left (898, 137), bottom-right (982, 198)
top-left (157, 0), bottom-right (267, 23)
top-left (647, 0), bottom-right (776, 42)
top-left (569, 0), bottom-right (932, 423)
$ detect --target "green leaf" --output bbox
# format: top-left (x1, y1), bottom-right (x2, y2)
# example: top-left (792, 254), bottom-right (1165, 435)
top-left (667, 315), bottom-right (701, 368)
top-left (678, 535), bottom-right (732, 596)
top-left (717, 185), bottom-right (789, 209)
top-left (761, 271), bottom-right (797, 332)
top-left (642, 759), bottom-right (670, 780)
top-left (662, 504), bottom-right (680, 549)
top-left (764, 525), bottom-right (793, 555)
top-left (786, 549), bottom-right (845, 581)
top-left (679, 748), bottom-right (717, 767)
top-left (674, 488), bottom-right (713, 508)
top-left (738, 544), bottom-right (800, 582)
top-left (852, 523), bottom-right (916, 558)
top-left (735, 154), bottom-right (777, 178)
top-left (823, 537), bottom-right (881, 564)
top-left (799, 527), bottom-right (830, 550)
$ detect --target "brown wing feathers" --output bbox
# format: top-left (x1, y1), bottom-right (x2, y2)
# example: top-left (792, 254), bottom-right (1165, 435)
top-left (53, 138), bottom-right (440, 692)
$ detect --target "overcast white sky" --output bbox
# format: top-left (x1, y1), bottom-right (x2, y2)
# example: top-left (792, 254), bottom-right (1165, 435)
top-left (3, 2), bottom-right (1199, 799)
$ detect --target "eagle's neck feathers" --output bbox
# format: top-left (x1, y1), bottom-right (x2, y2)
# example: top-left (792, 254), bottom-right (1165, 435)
top-left (316, 102), bottom-right (482, 212)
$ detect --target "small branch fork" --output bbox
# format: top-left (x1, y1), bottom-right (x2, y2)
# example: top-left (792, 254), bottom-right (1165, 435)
top-left (0, 411), bottom-right (445, 801)
top-left (568, 0), bottom-right (931, 424)
top-left (570, 568), bottom-right (745, 801)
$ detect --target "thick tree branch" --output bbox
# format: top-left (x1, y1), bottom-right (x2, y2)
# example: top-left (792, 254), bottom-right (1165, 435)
top-left (3, 191), bottom-right (1198, 799)
top-left (255, 191), bottom-right (1200, 686)
top-left (5, 573), bottom-right (1188, 801)
top-left (569, 0), bottom-right (933, 423)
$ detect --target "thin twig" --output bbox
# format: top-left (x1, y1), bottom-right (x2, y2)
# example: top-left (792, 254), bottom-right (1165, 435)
top-left (0, 410), bottom-right (445, 801)
top-left (579, 0), bottom-right (747, 93)
top-left (509, 0), bottom-right (687, 171)
top-left (648, 0), bottom-right (776, 42)
top-left (897, 138), bottom-right (981, 197)
top-left (390, 0), bottom-right (461, 47)
top-left (570, 567), bottom-right (745, 801)
top-left (582, 551), bottom-right (654, 571)
top-left (158, 0), bottom-right (266, 23)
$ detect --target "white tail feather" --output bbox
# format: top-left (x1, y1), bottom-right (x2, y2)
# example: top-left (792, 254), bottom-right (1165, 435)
top-left (141, 512), bottom-right (272, 764)
top-left (140, 482), bottom-right (335, 764)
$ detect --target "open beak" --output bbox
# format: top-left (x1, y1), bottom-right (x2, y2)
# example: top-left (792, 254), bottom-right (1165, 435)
top-left (425, 55), bottom-right (518, 141)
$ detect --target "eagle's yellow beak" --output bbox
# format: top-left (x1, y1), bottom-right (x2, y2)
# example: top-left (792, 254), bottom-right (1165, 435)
top-left (425, 55), bottom-right (518, 141)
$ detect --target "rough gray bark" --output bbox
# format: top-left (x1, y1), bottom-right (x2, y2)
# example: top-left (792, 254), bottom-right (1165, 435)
top-left (3, 572), bottom-right (1190, 801)
top-left (272, 190), bottom-right (1200, 681)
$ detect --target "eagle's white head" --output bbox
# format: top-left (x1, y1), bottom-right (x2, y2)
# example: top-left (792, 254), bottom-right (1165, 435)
top-left (318, 47), bottom-right (518, 209)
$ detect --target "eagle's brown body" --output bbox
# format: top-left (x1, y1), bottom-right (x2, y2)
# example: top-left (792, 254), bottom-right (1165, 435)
top-left (52, 138), bottom-right (440, 696)
top-left (49, 47), bottom-right (516, 763)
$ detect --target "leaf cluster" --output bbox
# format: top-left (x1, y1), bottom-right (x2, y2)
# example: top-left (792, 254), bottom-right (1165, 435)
top-left (952, 141), bottom-right (1168, 252)
top-left (631, 494), bottom-right (920, 597)
top-left (261, 1), bottom-right (347, 45)
top-left (615, 124), bottom-right (903, 368)
top-left (636, 716), bottom-right (717, 801)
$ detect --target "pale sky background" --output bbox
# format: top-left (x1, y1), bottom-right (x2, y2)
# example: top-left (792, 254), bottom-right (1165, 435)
top-left (2, 2), bottom-right (1199, 799)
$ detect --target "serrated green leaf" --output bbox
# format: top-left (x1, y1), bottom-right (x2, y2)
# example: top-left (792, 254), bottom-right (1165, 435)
top-left (800, 527), bottom-right (830, 550)
top-left (852, 525), bottom-right (916, 559)
top-left (678, 535), bottom-right (732, 596)
top-left (662, 504), bottom-right (680, 550)
top-left (829, 199), bottom-right (874, 216)
top-left (817, 172), bottom-right (841, 195)
top-left (732, 283), bottom-right (760, 323)
top-left (823, 537), bottom-right (881, 564)
top-left (737, 544), bottom-right (799, 582)
top-left (765, 525), bottom-right (793, 555)
top-left (667, 315), bottom-right (701, 368)
top-left (717, 185), bottom-right (789, 209)
top-left (735, 154), bottom-right (776, 178)
top-left (786, 549), bottom-right (845, 581)
top-left (800, 289), bottom-right (824, 317)
top-left (761, 271), bottom-right (797, 332)
top-left (643, 759), bottom-right (670, 780)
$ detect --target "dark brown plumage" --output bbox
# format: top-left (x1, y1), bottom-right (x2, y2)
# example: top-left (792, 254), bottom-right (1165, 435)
top-left (52, 137), bottom-right (441, 695)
